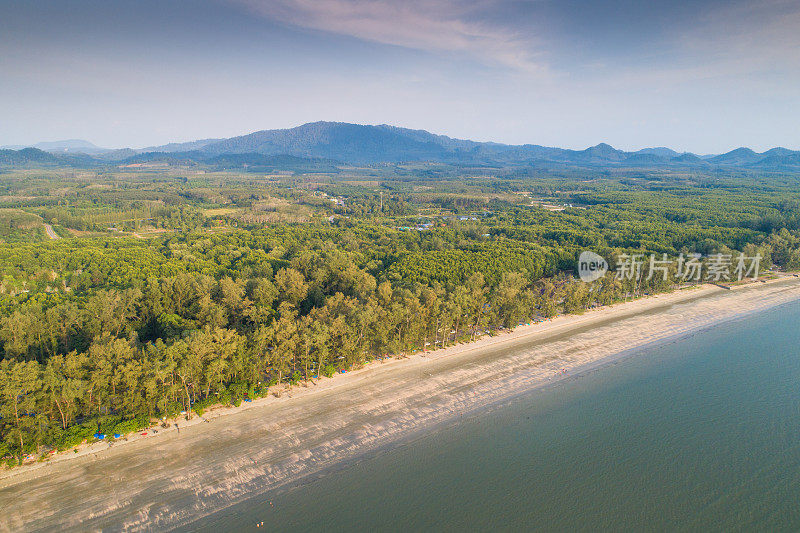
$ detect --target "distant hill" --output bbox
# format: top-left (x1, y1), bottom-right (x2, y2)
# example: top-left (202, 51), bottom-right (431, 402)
top-left (137, 138), bottom-right (222, 154)
top-left (635, 147), bottom-right (680, 158)
top-left (573, 143), bottom-right (627, 163)
top-left (0, 147), bottom-right (63, 165)
top-left (671, 153), bottom-right (708, 165)
top-left (0, 147), bottom-right (95, 167)
top-left (708, 147), bottom-right (762, 165)
top-left (1, 139), bottom-right (110, 155)
top-left (118, 151), bottom-right (205, 166)
top-left (0, 148), bottom-right (57, 165)
top-left (624, 153), bottom-right (669, 165)
top-left (4, 122), bottom-right (800, 170)
top-left (751, 153), bottom-right (800, 169)
top-left (761, 147), bottom-right (795, 158)
top-left (117, 150), bottom-right (340, 172)
top-left (194, 122), bottom-right (455, 164)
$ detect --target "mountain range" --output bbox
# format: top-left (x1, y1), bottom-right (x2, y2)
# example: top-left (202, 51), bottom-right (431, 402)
top-left (3, 122), bottom-right (800, 171)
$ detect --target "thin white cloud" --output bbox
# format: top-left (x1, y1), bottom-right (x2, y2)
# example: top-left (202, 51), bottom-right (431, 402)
top-left (228, 0), bottom-right (545, 73)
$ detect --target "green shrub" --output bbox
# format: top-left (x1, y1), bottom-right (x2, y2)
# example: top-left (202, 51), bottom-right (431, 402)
top-left (97, 415), bottom-right (123, 436)
top-left (228, 381), bottom-right (249, 404)
top-left (192, 397), bottom-right (216, 417)
top-left (218, 390), bottom-right (232, 406)
top-left (58, 422), bottom-right (96, 450)
top-left (112, 415), bottom-right (150, 436)
top-left (322, 364), bottom-right (337, 378)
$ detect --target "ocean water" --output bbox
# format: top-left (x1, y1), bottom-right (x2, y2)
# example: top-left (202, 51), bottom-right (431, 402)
top-left (190, 301), bottom-right (800, 532)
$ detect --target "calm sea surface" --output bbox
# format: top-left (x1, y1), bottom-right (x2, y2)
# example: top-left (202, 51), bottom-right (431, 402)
top-left (189, 300), bottom-right (800, 532)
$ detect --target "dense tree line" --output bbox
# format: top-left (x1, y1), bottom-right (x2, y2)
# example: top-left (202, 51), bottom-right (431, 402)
top-left (0, 256), bottom-right (682, 464)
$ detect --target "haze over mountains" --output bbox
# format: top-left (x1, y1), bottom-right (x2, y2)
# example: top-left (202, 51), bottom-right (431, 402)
top-left (3, 122), bottom-right (800, 170)
top-left (0, 139), bottom-right (111, 155)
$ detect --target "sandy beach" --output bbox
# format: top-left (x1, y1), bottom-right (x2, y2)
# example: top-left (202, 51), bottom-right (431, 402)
top-left (2, 277), bottom-right (800, 532)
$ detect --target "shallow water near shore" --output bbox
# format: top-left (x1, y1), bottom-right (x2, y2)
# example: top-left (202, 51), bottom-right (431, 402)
top-left (189, 299), bottom-right (800, 532)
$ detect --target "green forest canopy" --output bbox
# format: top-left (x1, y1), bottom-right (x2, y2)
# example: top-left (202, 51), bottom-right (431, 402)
top-left (1, 167), bottom-right (800, 463)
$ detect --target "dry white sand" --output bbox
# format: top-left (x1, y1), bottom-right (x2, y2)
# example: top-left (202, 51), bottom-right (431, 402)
top-left (2, 277), bottom-right (800, 532)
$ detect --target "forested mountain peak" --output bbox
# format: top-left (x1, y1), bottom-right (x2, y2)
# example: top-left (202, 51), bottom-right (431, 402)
top-left (709, 147), bottom-right (760, 164)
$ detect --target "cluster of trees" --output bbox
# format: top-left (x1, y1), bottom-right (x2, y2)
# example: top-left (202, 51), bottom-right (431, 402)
top-left (387, 241), bottom-right (563, 285)
top-left (0, 209), bottom-right (43, 242)
top-left (766, 228), bottom-right (800, 269)
top-left (37, 204), bottom-right (208, 233)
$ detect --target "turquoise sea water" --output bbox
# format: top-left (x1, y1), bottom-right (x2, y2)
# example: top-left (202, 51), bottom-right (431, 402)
top-left (191, 301), bottom-right (800, 532)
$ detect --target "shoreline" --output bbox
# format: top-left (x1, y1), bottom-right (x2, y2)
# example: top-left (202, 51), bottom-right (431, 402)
top-left (0, 282), bottom-right (720, 484)
top-left (3, 276), bottom-right (800, 532)
top-left (3, 283), bottom-right (720, 483)
top-left (188, 287), bottom-right (800, 531)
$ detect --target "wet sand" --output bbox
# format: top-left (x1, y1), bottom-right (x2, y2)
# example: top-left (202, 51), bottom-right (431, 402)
top-left (2, 278), bottom-right (800, 532)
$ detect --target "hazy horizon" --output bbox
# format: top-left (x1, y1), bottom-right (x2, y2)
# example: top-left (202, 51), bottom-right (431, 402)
top-left (2, 0), bottom-right (799, 153)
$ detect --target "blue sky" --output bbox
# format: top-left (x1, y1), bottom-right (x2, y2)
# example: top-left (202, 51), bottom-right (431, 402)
top-left (1, 0), bottom-right (798, 153)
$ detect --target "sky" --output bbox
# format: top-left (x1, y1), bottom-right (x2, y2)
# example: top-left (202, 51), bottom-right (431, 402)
top-left (1, 0), bottom-right (799, 153)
